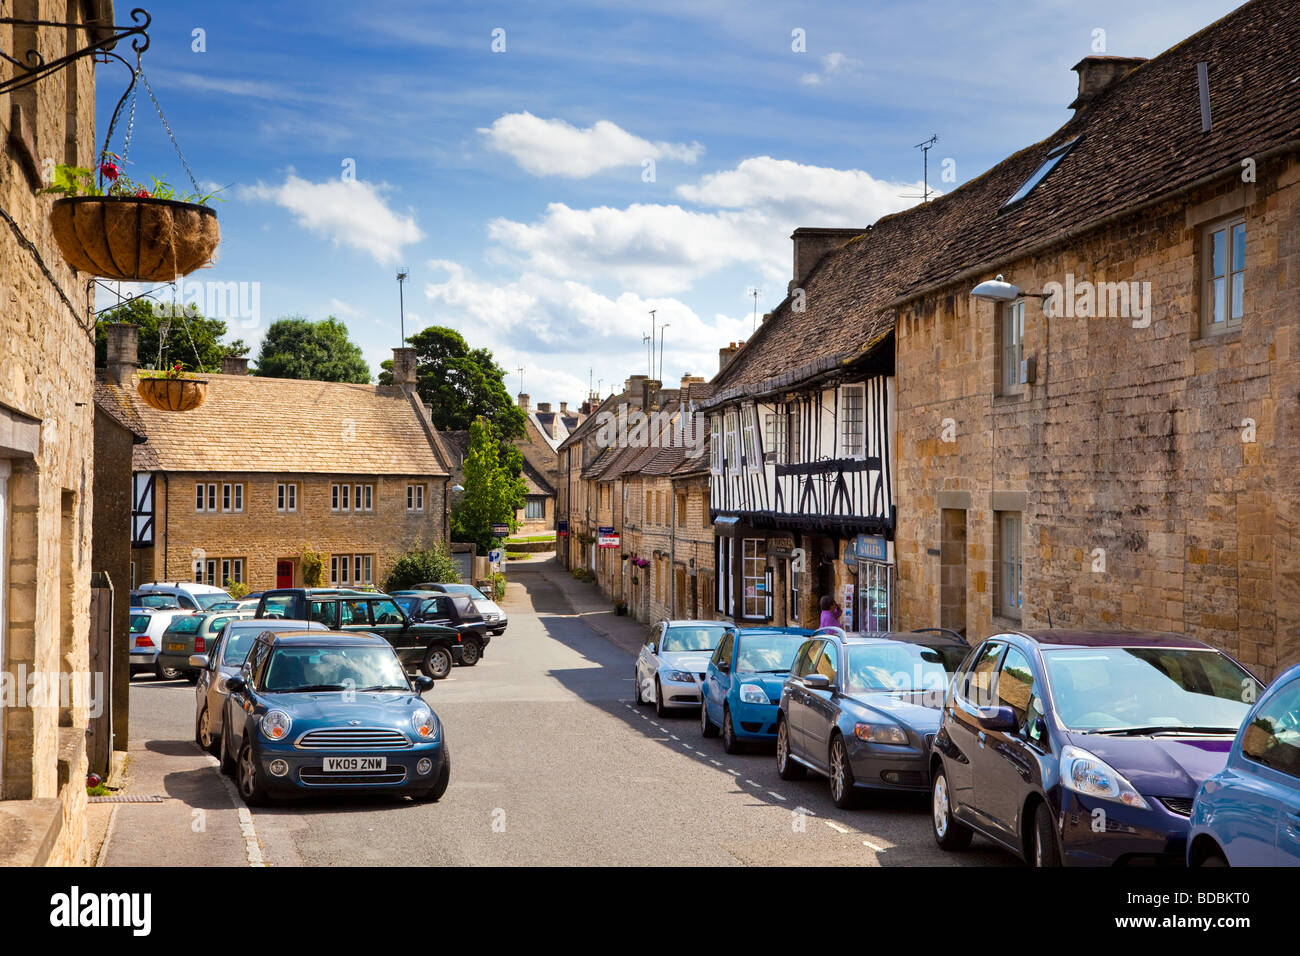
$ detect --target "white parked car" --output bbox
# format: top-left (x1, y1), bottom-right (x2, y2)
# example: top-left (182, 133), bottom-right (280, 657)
top-left (635, 620), bottom-right (734, 718)
top-left (129, 606), bottom-right (195, 680)
top-left (418, 582), bottom-right (508, 635)
top-left (135, 581), bottom-right (232, 612)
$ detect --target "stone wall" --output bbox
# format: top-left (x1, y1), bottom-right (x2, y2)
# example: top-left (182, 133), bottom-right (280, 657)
top-left (894, 154), bottom-right (1300, 678)
top-left (0, 0), bottom-right (99, 865)
top-left (136, 471), bottom-right (448, 591)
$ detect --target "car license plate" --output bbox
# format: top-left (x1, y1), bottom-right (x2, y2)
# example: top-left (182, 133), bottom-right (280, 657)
top-left (322, 756), bottom-right (386, 772)
top-left (167, 642), bottom-right (185, 652)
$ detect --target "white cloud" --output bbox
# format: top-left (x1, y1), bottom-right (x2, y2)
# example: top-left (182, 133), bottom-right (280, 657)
top-left (479, 112), bottom-right (704, 178)
top-left (420, 260), bottom-right (750, 403)
top-left (241, 174), bottom-right (423, 265)
top-left (800, 51), bottom-right (861, 86)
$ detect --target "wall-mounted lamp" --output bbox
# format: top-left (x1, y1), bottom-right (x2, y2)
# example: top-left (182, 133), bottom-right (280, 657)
top-left (970, 274), bottom-right (1054, 304)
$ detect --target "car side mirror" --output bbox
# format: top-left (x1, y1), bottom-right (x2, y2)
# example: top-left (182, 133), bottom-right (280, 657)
top-left (717, 660), bottom-right (730, 673)
top-left (225, 676), bottom-right (246, 694)
top-left (803, 674), bottom-right (832, 691)
top-left (412, 675), bottom-right (434, 693)
top-left (188, 654), bottom-right (209, 669)
top-left (976, 705), bottom-right (1018, 733)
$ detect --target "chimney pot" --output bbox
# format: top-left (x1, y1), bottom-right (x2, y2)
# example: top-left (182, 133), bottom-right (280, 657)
top-left (392, 347), bottom-right (418, 387)
top-left (105, 322), bottom-right (139, 386)
top-left (221, 355), bottom-right (249, 376)
top-left (559, 401), bottom-right (568, 415)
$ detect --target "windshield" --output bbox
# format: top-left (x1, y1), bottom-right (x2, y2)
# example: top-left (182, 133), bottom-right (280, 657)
top-left (662, 626), bottom-right (728, 653)
top-left (194, 591), bottom-right (232, 610)
top-left (165, 615), bottom-right (201, 634)
top-left (845, 642), bottom-right (965, 694)
top-left (734, 633), bottom-right (807, 674)
top-left (263, 645), bottom-right (410, 693)
top-left (221, 631), bottom-right (260, 667)
top-left (441, 584), bottom-right (487, 601)
top-left (129, 614), bottom-right (151, 634)
top-left (1042, 647), bottom-right (1261, 732)
top-left (394, 596), bottom-right (421, 617)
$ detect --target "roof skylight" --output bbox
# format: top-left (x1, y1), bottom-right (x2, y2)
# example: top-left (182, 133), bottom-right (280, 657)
top-left (1001, 136), bottom-right (1081, 209)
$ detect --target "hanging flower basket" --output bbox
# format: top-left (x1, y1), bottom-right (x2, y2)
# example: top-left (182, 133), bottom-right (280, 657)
top-left (136, 375), bottom-right (208, 412)
top-left (49, 195), bottom-right (219, 282)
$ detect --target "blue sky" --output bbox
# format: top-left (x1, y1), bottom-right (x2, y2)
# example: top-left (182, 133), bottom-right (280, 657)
top-left (96, 0), bottom-right (1245, 405)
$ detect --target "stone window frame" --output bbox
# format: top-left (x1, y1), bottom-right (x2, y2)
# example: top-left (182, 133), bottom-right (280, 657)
top-left (276, 482), bottom-right (297, 513)
top-left (994, 510), bottom-right (1023, 622)
top-left (196, 482), bottom-right (218, 513)
top-left (221, 483), bottom-right (244, 513)
top-left (1200, 214), bottom-right (1246, 337)
top-left (355, 483), bottom-right (374, 512)
top-left (406, 483), bottom-right (425, 512)
top-left (220, 557), bottom-right (245, 586)
top-left (524, 497), bottom-right (545, 520)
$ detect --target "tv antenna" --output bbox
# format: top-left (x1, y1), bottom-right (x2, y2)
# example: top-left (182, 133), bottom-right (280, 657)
top-left (657, 323), bottom-right (670, 381)
top-left (901, 135), bottom-right (939, 203)
top-left (747, 288), bottom-right (761, 332)
top-left (648, 309), bottom-right (657, 378)
top-left (517, 365), bottom-right (524, 398)
top-left (396, 266), bottom-right (409, 344)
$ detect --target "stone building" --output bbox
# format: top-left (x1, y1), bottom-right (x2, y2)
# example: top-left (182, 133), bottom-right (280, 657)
top-left (96, 336), bottom-right (454, 592)
top-left (0, 0), bottom-right (114, 865)
top-left (512, 393), bottom-right (582, 532)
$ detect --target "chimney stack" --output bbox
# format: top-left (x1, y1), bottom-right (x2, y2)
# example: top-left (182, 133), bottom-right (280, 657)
top-left (789, 227), bottom-right (862, 294)
top-left (392, 347), bottom-right (418, 387)
top-left (559, 401), bottom-right (569, 415)
top-left (537, 402), bottom-right (552, 414)
top-left (719, 342), bottom-right (742, 373)
top-left (1069, 56), bottom-right (1146, 113)
top-left (625, 375), bottom-right (648, 407)
top-left (221, 355), bottom-right (249, 376)
top-left (517, 392), bottom-right (530, 411)
top-left (105, 322), bottom-right (138, 386)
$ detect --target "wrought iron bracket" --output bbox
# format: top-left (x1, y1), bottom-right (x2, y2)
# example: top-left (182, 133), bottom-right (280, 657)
top-left (0, 6), bottom-right (149, 96)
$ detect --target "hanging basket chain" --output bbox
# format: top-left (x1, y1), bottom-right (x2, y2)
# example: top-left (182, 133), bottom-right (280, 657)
top-left (118, 67), bottom-right (140, 165)
top-left (140, 69), bottom-right (202, 195)
top-left (96, 55), bottom-right (141, 189)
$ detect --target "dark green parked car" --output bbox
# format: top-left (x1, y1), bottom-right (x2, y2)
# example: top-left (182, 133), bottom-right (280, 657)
top-left (254, 588), bottom-right (482, 679)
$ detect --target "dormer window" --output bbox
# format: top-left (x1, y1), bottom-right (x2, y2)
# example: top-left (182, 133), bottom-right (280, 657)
top-left (1001, 137), bottom-right (1080, 209)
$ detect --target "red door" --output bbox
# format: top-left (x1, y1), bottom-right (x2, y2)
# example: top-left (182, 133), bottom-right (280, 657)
top-left (276, 560), bottom-right (293, 589)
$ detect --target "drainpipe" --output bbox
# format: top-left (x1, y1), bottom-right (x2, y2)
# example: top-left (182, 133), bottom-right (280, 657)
top-left (162, 472), bottom-right (169, 580)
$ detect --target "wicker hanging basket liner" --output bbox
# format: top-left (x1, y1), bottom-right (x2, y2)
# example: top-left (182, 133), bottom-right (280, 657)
top-left (136, 378), bottom-right (208, 412)
top-left (49, 196), bottom-right (219, 282)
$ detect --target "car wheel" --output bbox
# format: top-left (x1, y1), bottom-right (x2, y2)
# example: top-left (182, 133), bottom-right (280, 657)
top-left (932, 765), bottom-right (973, 851)
top-left (1196, 848), bottom-right (1229, 867)
top-left (156, 662), bottom-right (182, 681)
top-left (422, 646), bottom-right (453, 680)
top-left (236, 739), bottom-right (270, 807)
top-left (700, 699), bottom-right (719, 738)
top-left (633, 671), bottom-right (644, 705)
top-left (828, 734), bottom-right (862, 809)
top-left (196, 704), bottom-right (219, 757)
top-left (722, 707), bottom-right (744, 755)
top-left (654, 678), bottom-right (668, 718)
top-left (218, 712), bottom-right (237, 776)
top-left (413, 746), bottom-right (451, 802)
top-left (776, 716), bottom-right (806, 780)
top-left (458, 640), bottom-right (481, 667)
top-left (1031, 802), bottom-right (1062, 867)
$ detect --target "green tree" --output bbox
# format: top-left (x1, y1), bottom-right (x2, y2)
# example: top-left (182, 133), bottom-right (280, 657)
top-left (451, 417), bottom-right (527, 553)
top-left (383, 544), bottom-right (462, 592)
top-left (253, 316), bottom-right (370, 383)
top-left (95, 298), bottom-right (247, 372)
top-left (379, 326), bottom-right (525, 442)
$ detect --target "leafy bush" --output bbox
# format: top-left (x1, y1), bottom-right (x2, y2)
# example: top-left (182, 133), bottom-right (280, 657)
top-left (301, 546), bottom-right (324, 587)
top-left (384, 544), bottom-right (462, 592)
top-left (225, 580), bottom-right (250, 599)
top-left (490, 572), bottom-right (506, 601)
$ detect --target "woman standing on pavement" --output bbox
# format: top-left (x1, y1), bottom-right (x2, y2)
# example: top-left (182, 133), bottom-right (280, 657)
top-left (818, 595), bottom-right (842, 629)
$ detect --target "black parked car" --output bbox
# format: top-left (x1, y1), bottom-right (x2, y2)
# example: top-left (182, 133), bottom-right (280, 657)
top-left (776, 627), bottom-right (968, 808)
top-left (255, 588), bottom-right (485, 679)
top-left (390, 590), bottom-right (489, 661)
top-left (930, 629), bottom-right (1263, 867)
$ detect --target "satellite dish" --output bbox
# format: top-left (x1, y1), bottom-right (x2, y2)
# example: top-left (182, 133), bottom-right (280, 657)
top-left (970, 274), bottom-right (1022, 302)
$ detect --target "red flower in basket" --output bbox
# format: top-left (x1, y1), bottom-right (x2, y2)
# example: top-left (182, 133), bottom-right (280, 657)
top-left (134, 187), bottom-right (153, 198)
top-left (98, 159), bottom-right (121, 182)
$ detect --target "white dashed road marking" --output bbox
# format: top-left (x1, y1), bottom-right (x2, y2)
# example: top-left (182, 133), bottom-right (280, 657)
top-left (824, 821), bottom-right (851, 835)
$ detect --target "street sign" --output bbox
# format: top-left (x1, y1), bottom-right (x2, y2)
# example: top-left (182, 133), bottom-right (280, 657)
top-left (491, 523), bottom-right (510, 536)
top-left (488, 549), bottom-right (503, 566)
top-left (557, 520), bottom-right (569, 537)
top-left (597, 526), bottom-right (619, 548)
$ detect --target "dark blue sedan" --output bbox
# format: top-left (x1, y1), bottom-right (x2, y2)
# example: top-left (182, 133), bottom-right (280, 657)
top-left (219, 630), bottom-right (449, 805)
top-left (1188, 661), bottom-right (1300, 865)
top-left (931, 630), bottom-right (1263, 866)
top-left (776, 629), bottom-right (968, 808)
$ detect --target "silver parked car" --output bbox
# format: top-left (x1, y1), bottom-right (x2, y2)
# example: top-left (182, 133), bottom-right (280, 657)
top-left (190, 618), bottom-right (326, 757)
top-left (129, 607), bottom-right (195, 680)
top-left (635, 620), bottom-right (734, 718)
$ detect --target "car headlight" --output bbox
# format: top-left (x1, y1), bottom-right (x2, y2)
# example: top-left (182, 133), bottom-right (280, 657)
top-left (1060, 745), bottom-right (1150, 809)
top-left (663, 670), bottom-right (696, 683)
top-left (854, 722), bottom-right (908, 744)
top-left (261, 710), bottom-right (292, 741)
top-left (739, 683), bottom-right (770, 705)
top-left (412, 708), bottom-right (439, 739)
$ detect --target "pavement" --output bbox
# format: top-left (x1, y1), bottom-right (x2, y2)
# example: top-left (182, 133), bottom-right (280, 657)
top-left (98, 555), bottom-right (1008, 867)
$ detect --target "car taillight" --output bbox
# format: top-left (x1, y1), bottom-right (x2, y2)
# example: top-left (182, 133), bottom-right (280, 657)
top-left (134, 636), bottom-right (154, 648)
top-left (194, 635), bottom-right (205, 654)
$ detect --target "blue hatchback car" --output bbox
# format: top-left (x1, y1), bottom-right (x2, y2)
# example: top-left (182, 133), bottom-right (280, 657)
top-left (220, 630), bottom-right (449, 805)
top-left (700, 627), bottom-right (813, 753)
top-left (1187, 661), bottom-right (1300, 866)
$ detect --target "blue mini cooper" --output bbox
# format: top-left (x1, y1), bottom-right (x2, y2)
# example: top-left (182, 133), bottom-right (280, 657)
top-left (219, 630), bottom-right (449, 805)
top-left (700, 627), bottom-right (813, 753)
